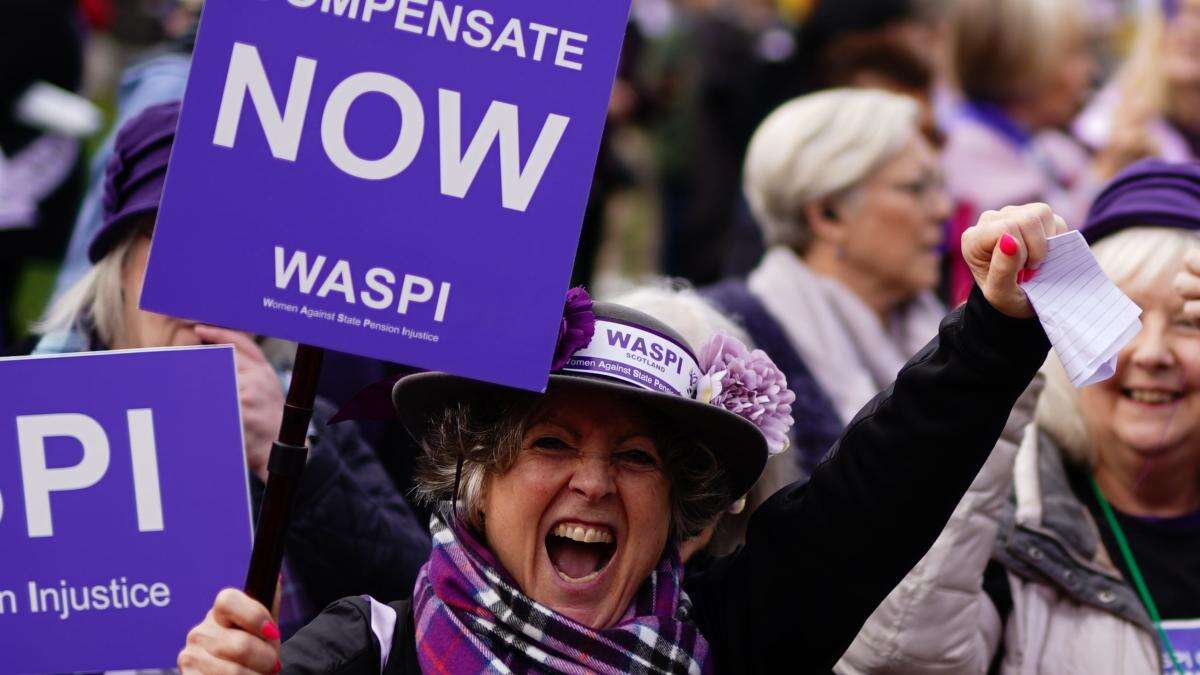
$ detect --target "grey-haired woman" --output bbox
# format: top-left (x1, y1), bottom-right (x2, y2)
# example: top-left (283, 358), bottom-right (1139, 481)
top-left (181, 203), bottom-right (1061, 674)
top-left (708, 87), bottom-right (952, 486)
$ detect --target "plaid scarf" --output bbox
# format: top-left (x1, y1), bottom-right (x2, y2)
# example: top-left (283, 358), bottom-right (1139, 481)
top-left (412, 513), bottom-right (711, 674)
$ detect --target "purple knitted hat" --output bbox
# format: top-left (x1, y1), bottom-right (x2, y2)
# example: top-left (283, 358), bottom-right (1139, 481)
top-left (91, 100), bottom-right (181, 263)
top-left (1082, 159), bottom-right (1200, 245)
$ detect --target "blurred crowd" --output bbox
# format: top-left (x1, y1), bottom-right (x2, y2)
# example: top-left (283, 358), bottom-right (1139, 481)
top-left (9, 0), bottom-right (1200, 355)
top-left (2, 0), bottom-right (1195, 351)
top-left (7, 0), bottom-right (1200, 673)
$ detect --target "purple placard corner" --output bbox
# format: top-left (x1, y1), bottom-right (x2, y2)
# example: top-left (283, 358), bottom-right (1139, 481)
top-left (0, 346), bottom-right (251, 672)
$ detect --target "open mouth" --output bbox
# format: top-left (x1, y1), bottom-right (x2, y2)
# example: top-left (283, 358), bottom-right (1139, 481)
top-left (545, 522), bottom-right (617, 583)
top-left (1122, 388), bottom-right (1184, 406)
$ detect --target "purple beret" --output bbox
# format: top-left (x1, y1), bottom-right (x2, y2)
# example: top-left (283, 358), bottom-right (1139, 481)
top-left (91, 100), bottom-right (181, 263)
top-left (1082, 159), bottom-right (1200, 245)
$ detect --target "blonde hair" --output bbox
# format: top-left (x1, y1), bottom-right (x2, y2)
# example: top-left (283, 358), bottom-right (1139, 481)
top-left (743, 88), bottom-right (920, 252)
top-left (35, 234), bottom-right (140, 348)
top-left (1108, 2), bottom-right (1171, 131)
top-left (949, 0), bottom-right (1086, 104)
top-left (1037, 227), bottom-right (1200, 464)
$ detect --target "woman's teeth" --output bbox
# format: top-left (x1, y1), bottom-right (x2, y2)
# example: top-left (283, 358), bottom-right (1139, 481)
top-left (1125, 389), bottom-right (1181, 404)
top-left (546, 523), bottom-right (618, 582)
top-left (552, 523), bottom-right (614, 544)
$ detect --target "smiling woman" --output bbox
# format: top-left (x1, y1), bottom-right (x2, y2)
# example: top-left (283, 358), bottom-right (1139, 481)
top-left (837, 159), bottom-right (1200, 675)
top-left (425, 385), bottom-right (723, 629)
top-left (1064, 226), bottom-right (1200, 476)
top-left (415, 387), bottom-right (726, 545)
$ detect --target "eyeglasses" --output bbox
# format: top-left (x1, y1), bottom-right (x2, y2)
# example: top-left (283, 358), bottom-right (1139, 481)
top-left (886, 173), bottom-right (948, 209)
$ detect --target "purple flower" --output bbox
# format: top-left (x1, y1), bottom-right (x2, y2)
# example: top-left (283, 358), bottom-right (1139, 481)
top-left (551, 287), bottom-right (596, 371)
top-left (697, 332), bottom-right (796, 455)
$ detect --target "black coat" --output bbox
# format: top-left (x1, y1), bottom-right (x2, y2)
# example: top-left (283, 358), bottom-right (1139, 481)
top-left (280, 288), bottom-right (1050, 673)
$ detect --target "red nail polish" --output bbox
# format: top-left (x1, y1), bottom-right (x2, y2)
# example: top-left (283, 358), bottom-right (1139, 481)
top-left (1027, 268), bottom-right (1039, 282)
top-left (999, 234), bottom-right (1020, 257)
top-left (273, 660), bottom-right (281, 674)
top-left (262, 620), bottom-right (280, 641)
top-left (1017, 270), bottom-right (1028, 284)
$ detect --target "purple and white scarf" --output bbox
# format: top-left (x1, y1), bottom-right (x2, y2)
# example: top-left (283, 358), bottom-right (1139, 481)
top-left (411, 513), bottom-right (711, 674)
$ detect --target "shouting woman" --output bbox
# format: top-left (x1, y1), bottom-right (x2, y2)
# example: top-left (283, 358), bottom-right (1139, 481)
top-left (181, 203), bottom-right (1063, 673)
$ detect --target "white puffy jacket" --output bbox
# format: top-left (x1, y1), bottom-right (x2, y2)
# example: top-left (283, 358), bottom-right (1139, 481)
top-left (835, 381), bottom-right (1162, 674)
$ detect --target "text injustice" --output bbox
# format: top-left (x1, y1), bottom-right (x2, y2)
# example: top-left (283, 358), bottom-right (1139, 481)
top-left (0, 578), bottom-right (173, 621)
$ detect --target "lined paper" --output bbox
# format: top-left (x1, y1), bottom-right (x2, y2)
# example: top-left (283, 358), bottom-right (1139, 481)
top-left (1020, 230), bottom-right (1142, 387)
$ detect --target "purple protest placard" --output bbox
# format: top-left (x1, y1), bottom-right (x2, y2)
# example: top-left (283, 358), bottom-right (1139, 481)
top-left (0, 347), bottom-right (251, 672)
top-left (141, 0), bottom-right (632, 392)
top-left (1164, 620), bottom-right (1200, 674)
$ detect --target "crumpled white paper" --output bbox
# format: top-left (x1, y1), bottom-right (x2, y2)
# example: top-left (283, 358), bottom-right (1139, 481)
top-left (1020, 230), bottom-right (1143, 387)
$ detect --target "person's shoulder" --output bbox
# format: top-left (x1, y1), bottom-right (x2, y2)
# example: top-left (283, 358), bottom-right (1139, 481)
top-left (942, 119), bottom-right (1027, 168)
top-left (282, 596), bottom-right (413, 674)
top-left (31, 327), bottom-right (92, 355)
top-left (700, 278), bottom-right (757, 319)
top-left (1032, 130), bottom-right (1091, 173)
top-left (942, 124), bottom-right (1042, 207)
top-left (117, 51), bottom-right (191, 103)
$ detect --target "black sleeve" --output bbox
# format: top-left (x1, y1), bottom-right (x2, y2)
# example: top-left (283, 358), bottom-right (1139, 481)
top-left (281, 597), bottom-right (381, 674)
top-left (686, 287), bottom-right (1050, 674)
top-left (285, 399), bottom-right (432, 609)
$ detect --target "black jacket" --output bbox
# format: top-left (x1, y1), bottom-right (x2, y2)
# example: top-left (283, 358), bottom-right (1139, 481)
top-left (280, 289), bottom-right (1050, 673)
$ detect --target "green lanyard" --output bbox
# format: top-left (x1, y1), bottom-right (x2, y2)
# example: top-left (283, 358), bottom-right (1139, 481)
top-left (1090, 477), bottom-right (1186, 675)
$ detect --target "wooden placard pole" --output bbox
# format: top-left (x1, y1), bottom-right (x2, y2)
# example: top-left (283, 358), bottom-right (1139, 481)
top-left (243, 343), bottom-right (325, 608)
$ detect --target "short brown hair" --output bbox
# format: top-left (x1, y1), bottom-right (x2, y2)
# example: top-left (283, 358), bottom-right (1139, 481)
top-left (820, 34), bottom-right (933, 94)
top-left (949, 0), bottom-right (1085, 104)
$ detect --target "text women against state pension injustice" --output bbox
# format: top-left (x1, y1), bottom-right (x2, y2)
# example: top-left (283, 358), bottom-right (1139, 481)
top-left (281, 0), bottom-right (591, 72)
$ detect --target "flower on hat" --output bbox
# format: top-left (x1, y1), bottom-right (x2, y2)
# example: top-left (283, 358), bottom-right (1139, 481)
top-left (696, 332), bottom-right (796, 455)
top-left (551, 287), bottom-right (596, 371)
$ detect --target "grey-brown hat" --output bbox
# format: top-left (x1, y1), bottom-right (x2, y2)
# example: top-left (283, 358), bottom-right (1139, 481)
top-left (392, 297), bottom-right (774, 501)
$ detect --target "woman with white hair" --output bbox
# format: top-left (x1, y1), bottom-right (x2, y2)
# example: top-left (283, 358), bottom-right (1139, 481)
top-left (837, 160), bottom-right (1200, 674)
top-left (708, 87), bottom-right (952, 483)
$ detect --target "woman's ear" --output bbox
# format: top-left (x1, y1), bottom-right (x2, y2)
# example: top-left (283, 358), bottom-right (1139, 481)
top-left (803, 198), bottom-right (846, 247)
